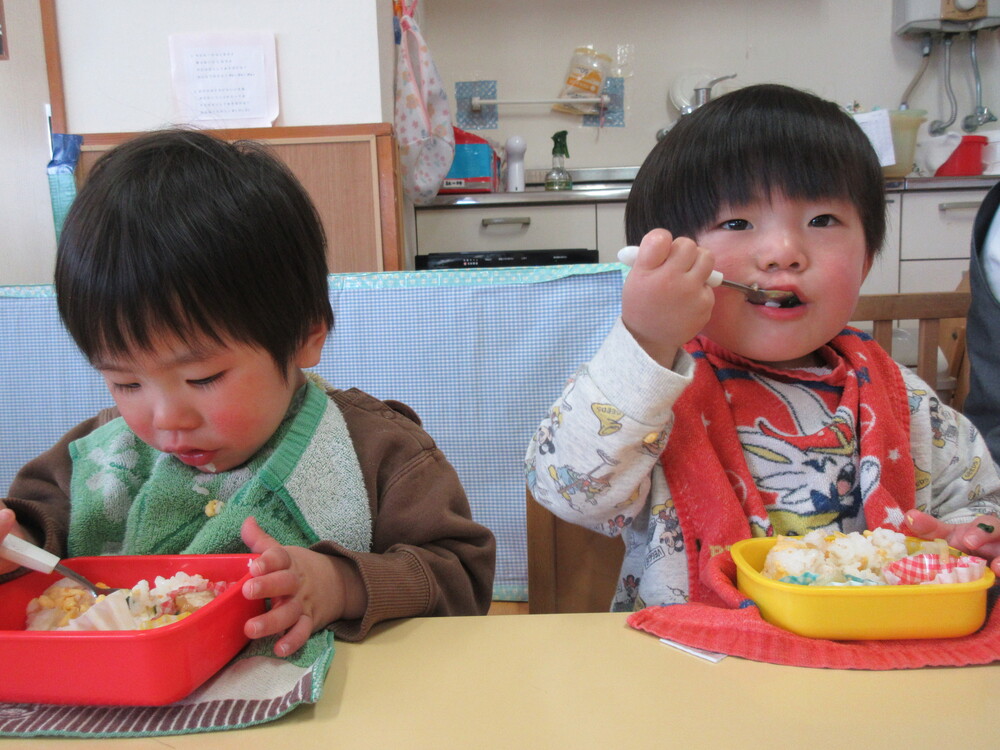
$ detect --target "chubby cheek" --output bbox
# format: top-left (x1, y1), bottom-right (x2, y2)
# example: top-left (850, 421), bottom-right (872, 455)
top-left (702, 292), bottom-right (745, 336)
top-left (205, 402), bottom-right (265, 442)
top-left (206, 387), bottom-right (292, 448)
top-left (109, 398), bottom-right (156, 446)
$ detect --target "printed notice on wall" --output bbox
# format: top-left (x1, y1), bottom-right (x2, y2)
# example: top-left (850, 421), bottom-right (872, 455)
top-left (169, 31), bottom-right (279, 128)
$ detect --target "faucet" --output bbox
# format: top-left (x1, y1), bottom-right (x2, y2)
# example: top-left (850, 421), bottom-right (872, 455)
top-left (684, 73), bottom-right (738, 115)
top-left (657, 73), bottom-right (737, 141)
top-left (962, 32), bottom-right (997, 133)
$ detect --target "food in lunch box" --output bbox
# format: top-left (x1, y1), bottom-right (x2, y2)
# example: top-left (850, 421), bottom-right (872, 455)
top-left (760, 529), bottom-right (986, 586)
top-left (26, 572), bottom-right (229, 631)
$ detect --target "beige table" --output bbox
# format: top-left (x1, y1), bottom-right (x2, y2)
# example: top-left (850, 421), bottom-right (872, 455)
top-left (4, 612), bottom-right (1000, 749)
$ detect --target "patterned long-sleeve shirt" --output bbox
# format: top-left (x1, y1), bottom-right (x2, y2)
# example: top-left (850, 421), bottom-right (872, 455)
top-left (525, 319), bottom-right (1000, 612)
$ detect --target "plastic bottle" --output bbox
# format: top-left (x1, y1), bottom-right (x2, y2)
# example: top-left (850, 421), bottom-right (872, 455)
top-left (505, 136), bottom-right (526, 192)
top-left (544, 131), bottom-right (572, 191)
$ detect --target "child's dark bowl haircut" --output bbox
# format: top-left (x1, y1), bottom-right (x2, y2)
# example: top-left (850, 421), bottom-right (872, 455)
top-left (55, 129), bottom-right (334, 375)
top-left (625, 84), bottom-right (886, 259)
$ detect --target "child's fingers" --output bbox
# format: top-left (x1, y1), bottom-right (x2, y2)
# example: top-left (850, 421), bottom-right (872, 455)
top-left (0, 507), bottom-right (14, 536)
top-left (244, 596), bottom-right (304, 640)
top-left (689, 244), bottom-right (718, 283)
top-left (272, 614), bottom-right (313, 657)
top-left (633, 229), bottom-right (676, 268)
top-left (960, 515), bottom-right (1000, 553)
top-left (903, 509), bottom-right (951, 540)
top-left (241, 516), bottom-right (279, 554)
top-left (243, 566), bottom-right (298, 600)
top-left (905, 510), bottom-right (1000, 556)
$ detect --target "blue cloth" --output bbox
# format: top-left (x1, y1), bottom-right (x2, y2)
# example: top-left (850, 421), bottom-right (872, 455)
top-left (46, 134), bottom-right (83, 242)
top-left (0, 265), bottom-right (624, 601)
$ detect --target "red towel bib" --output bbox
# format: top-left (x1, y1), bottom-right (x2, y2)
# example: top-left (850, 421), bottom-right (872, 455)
top-left (662, 329), bottom-right (916, 605)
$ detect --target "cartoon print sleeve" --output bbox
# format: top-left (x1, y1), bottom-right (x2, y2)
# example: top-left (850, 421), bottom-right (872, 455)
top-left (903, 366), bottom-right (1000, 523)
top-left (524, 318), bottom-right (694, 537)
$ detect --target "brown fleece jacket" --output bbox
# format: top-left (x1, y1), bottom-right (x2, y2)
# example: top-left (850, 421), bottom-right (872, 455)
top-left (2, 387), bottom-right (496, 641)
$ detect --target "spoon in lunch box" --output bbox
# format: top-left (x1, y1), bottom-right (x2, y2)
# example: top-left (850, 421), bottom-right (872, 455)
top-left (1, 534), bottom-right (126, 597)
top-left (617, 246), bottom-right (800, 307)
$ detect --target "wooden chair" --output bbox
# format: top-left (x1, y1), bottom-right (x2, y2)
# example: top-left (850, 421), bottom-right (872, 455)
top-left (526, 289), bottom-right (972, 614)
top-left (851, 290), bottom-right (971, 408)
top-left (526, 490), bottom-right (623, 614)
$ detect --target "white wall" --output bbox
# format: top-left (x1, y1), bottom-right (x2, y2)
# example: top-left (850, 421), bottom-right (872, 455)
top-left (55, 0), bottom-right (392, 133)
top-left (1, 0), bottom-right (57, 285)
top-left (422, 0), bottom-right (1000, 173)
top-left (2, 0), bottom-right (395, 285)
top-left (6, 1), bottom-right (1000, 284)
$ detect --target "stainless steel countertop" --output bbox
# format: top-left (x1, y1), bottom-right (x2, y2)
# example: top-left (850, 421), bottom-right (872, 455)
top-left (420, 170), bottom-right (999, 209)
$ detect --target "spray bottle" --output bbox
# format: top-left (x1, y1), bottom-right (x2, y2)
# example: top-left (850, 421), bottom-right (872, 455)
top-left (544, 130), bottom-right (572, 191)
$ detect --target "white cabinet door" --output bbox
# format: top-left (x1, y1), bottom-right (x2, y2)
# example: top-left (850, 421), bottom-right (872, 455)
top-left (899, 190), bottom-right (985, 260)
top-left (899, 260), bottom-right (971, 293)
top-left (415, 204), bottom-right (596, 254)
top-left (861, 195), bottom-right (901, 295)
top-left (896, 188), bottom-right (985, 292)
top-left (596, 202), bottom-right (627, 263)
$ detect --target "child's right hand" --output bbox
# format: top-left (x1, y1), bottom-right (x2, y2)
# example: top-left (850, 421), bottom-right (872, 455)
top-left (621, 228), bottom-right (718, 367)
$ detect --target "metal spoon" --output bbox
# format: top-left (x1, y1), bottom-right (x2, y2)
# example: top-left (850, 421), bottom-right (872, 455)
top-left (617, 246), bottom-right (799, 307)
top-left (1, 534), bottom-right (127, 597)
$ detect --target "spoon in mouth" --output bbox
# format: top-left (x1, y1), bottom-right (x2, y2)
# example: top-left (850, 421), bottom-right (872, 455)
top-left (617, 246), bottom-right (800, 308)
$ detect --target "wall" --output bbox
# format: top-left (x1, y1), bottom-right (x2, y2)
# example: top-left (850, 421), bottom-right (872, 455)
top-left (7, 1), bottom-right (1000, 284)
top-left (1, 0), bottom-right (57, 285)
top-left (422, 0), bottom-right (1000, 174)
top-left (2, 0), bottom-right (396, 286)
top-left (54, 0), bottom-right (393, 133)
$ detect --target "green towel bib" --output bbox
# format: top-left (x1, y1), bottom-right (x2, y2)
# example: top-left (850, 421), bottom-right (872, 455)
top-left (68, 379), bottom-right (372, 557)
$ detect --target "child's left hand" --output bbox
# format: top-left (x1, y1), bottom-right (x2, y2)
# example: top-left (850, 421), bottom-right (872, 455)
top-left (904, 509), bottom-right (1000, 576)
top-left (239, 516), bottom-right (367, 657)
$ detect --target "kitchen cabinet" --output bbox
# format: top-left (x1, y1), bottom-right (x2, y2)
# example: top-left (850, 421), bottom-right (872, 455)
top-left (898, 187), bottom-right (988, 292)
top-left (415, 200), bottom-right (629, 263)
top-left (76, 125), bottom-right (404, 274)
top-left (862, 194), bottom-right (901, 295)
top-left (596, 203), bottom-right (627, 261)
top-left (415, 204), bottom-right (597, 254)
top-left (413, 178), bottom-right (997, 292)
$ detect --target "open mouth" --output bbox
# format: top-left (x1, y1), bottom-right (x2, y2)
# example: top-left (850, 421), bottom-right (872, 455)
top-left (752, 293), bottom-right (802, 309)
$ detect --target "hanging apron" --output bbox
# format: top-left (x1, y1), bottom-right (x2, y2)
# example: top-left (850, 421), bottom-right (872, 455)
top-left (394, 0), bottom-right (455, 205)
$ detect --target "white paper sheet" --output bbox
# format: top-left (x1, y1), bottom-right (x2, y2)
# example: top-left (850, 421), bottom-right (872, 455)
top-left (169, 31), bottom-right (279, 128)
top-left (853, 110), bottom-right (895, 168)
top-left (659, 638), bottom-right (728, 663)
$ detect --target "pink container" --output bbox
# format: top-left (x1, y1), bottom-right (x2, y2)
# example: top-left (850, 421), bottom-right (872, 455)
top-left (936, 135), bottom-right (987, 176)
top-left (0, 554), bottom-right (263, 705)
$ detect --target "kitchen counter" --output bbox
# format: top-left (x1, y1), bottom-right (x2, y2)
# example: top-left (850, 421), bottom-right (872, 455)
top-left (422, 170), bottom-right (999, 209)
top-left (413, 170), bottom-right (997, 292)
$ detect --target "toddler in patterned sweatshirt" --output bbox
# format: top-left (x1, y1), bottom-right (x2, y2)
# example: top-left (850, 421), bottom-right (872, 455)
top-left (524, 84), bottom-right (1000, 611)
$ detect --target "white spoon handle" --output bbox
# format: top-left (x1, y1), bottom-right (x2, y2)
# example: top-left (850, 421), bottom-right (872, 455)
top-left (617, 245), bottom-right (722, 287)
top-left (1, 533), bottom-right (60, 574)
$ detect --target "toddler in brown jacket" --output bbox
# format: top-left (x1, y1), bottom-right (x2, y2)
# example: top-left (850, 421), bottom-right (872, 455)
top-left (0, 129), bottom-right (495, 655)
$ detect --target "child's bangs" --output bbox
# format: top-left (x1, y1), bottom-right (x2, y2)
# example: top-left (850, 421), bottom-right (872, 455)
top-left (708, 128), bottom-right (859, 211)
top-left (78, 283), bottom-right (227, 364)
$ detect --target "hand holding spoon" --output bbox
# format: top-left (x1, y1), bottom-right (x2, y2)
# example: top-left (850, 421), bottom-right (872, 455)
top-left (617, 246), bottom-right (799, 307)
top-left (1, 534), bottom-right (126, 596)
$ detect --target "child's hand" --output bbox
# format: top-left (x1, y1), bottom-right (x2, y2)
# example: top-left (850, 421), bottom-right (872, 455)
top-left (239, 516), bottom-right (367, 657)
top-left (0, 505), bottom-right (27, 576)
top-left (621, 228), bottom-right (717, 367)
top-left (904, 509), bottom-right (1000, 575)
